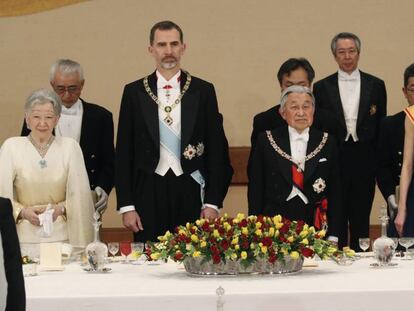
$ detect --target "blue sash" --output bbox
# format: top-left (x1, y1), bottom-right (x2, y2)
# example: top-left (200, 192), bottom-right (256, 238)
top-left (159, 120), bottom-right (205, 203)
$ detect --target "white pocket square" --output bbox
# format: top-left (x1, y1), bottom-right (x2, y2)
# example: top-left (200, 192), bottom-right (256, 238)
top-left (318, 158), bottom-right (327, 162)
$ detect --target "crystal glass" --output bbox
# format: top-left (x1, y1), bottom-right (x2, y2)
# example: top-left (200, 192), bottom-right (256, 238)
top-left (108, 242), bottom-right (119, 259)
top-left (372, 207), bottom-right (395, 266)
top-left (398, 237), bottom-right (414, 260)
top-left (359, 238), bottom-right (370, 255)
top-left (120, 241), bottom-right (132, 264)
top-left (131, 242), bottom-right (145, 264)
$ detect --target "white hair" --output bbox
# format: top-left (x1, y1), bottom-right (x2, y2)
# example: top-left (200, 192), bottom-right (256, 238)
top-left (24, 88), bottom-right (62, 116)
top-left (49, 59), bottom-right (84, 82)
top-left (279, 85), bottom-right (315, 111)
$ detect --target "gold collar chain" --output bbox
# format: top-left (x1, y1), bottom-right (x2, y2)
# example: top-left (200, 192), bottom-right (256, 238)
top-left (143, 71), bottom-right (192, 126)
top-left (265, 130), bottom-right (328, 172)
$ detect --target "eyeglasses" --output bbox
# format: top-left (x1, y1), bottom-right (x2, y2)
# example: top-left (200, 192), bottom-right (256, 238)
top-left (406, 88), bottom-right (414, 94)
top-left (53, 85), bottom-right (80, 94)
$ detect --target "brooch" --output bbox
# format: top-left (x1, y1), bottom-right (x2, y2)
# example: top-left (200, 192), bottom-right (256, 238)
top-left (312, 178), bottom-right (326, 193)
top-left (183, 142), bottom-right (204, 160)
top-left (369, 104), bottom-right (377, 116)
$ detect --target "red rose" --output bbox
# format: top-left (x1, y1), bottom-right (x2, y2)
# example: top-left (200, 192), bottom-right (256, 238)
top-left (220, 240), bottom-right (229, 250)
top-left (268, 254), bottom-right (277, 264)
top-left (241, 239), bottom-right (250, 250)
top-left (174, 252), bottom-right (184, 261)
top-left (202, 222), bottom-right (211, 232)
top-left (210, 245), bottom-right (219, 255)
top-left (279, 224), bottom-right (290, 234)
top-left (238, 219), bottom-right (248, 228)
top-left (262, 237), bottom-right (272, 247)
top-left (300, 246), bottom-right (314, 258)
top-left (212, 253), bottom-right (221, 264)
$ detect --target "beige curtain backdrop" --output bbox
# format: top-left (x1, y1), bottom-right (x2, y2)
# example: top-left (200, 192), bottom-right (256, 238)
top-left (1, 0), bottom-right (412, 227)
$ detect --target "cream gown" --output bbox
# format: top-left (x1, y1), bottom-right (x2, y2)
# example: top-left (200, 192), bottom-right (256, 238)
top-left (0, 136), bottom-right (94, 251)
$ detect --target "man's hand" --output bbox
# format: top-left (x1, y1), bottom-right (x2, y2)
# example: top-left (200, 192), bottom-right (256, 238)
top-left (95, 186), bottom-right (108, 214)
top-left (52, 204), bottom-right (65, 222)
top-left (200, 207), bottom-right (219, 221)
top-left (122, 210), bottom-right (144, 233)
top-left (387, 194), bottom-right (398, 219)
top-left (395, 208), bottom-right (406, 237)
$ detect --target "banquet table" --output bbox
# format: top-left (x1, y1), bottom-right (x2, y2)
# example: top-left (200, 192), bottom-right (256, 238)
top-left (26, 256), bottom-right (414, 311)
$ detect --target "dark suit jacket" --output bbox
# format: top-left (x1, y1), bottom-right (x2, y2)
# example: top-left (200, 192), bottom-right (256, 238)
top-left (313, 71), bottom-right (387, 147)
top-left (376, 111), bottom-right (405, 199)
top-left (115, 71), bottom-right (233, 210)
top-left (248, 104), bottom-right (339, 181)
top-left (248, 126), bottom-right (342, 237)
top-left (22, 99), bottom-right (115, 194)
top-left (0, 197), bottom-right (25, 311)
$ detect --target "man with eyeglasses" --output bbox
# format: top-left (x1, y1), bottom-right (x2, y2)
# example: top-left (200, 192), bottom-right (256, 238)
top-left (380, 64), bottom-right (414, 237)
top-left (313, 32), bottom-right (387, 250)
top-left (21, 59), bottom-right (115, 212)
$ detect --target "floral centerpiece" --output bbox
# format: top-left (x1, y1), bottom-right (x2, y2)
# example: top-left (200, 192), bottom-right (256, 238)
top-left (146, 214), bottom-right (354, 275)
top-left (22, 255), bottom-right (38, 277)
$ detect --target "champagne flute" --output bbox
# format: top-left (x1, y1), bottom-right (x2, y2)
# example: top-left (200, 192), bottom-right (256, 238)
top-left (398, 237), bottom-right (414, 260)
top-left (358, 238), bottom-right (370, 256)
top-left (120, 241), bottom-right (132, 264)
top-left (108, 242), bottom-right (119, 261)
top-left (131, 242), bottom-right (145, 264)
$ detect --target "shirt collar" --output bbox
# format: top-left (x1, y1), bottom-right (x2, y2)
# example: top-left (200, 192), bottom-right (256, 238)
top-left (61, 99), bottom-right (82, 116)
top-left (156, 70), bottom-right (181, 89)
top-left (288, 126), bottom-right (309, 142)
top-left (338, 69), bottom-right (360, 81)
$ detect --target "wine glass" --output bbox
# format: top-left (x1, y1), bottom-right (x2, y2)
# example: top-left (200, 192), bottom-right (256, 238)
top-left (108, 242), bottom-right (119, 261)
top-left (358, 238), bottom-right (370, 256)
top-left (390, 238), bottom-right (399, 252)
top-left (398, 237), bottom-right (414, 260)
top-left (119, 241), bottom-right (132, 264)
top-left (131, 242), bottom-right (145, 264)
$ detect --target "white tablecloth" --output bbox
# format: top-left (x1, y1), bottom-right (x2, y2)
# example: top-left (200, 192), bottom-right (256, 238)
top-left (26, 257), bottom-right (414, 311)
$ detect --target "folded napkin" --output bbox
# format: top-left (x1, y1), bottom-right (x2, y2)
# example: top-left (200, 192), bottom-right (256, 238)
top-left (38, 204), bottom-right (54, 237)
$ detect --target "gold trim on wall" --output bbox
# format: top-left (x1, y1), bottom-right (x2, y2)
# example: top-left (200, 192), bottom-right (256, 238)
top-left (0, 0), bottom-right (88, 17)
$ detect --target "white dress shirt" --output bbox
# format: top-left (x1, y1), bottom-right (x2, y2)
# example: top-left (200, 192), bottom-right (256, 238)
top-left (286, 126), bottom-right (309, 204)
top-left (154, 70), bottom-right (184, 177)
top-left (56, 99), bottom-right (83, 143)
top-left (338, 69), bottom-right (361, 142)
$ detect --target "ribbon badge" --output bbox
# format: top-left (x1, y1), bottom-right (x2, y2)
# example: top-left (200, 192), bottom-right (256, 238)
top-left (369, 104), bottom-right (377, 116)
top-left (183, 142), bottom-right (204, 160)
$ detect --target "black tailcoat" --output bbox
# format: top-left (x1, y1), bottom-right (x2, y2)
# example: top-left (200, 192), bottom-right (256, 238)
top-left (115, 71), bottom-right (233, 224)
top-left (0, 197), bottom-right (25, 311)
top-left (248, 126), bottom-right (342, 237)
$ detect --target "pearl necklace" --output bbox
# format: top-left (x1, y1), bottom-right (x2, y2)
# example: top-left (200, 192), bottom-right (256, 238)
top-left (28, 135), bottom-right (55, 168)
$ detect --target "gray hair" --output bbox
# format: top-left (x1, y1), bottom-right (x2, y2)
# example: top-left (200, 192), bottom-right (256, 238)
top-left (330, 32), bottom-right (361, 55)
top-left (279, 85), bottom-right (315, 111)
top-left (49, 59), bottom-right (84, 82)
top-left (24, 89), bottom-right (62, 116)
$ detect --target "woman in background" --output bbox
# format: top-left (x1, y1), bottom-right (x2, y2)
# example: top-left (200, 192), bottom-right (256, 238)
top-left (0, 89), bottom-right (94, 257)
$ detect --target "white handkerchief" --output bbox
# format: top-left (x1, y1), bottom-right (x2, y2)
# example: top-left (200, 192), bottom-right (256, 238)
top-left (318, 158), bottom-right (327, 162)
top-left (38, 204), bottom-right (54, 237)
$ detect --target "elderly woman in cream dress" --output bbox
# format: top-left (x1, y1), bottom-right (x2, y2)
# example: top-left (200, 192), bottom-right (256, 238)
top-left (0, 89), bottom-right (94, 256)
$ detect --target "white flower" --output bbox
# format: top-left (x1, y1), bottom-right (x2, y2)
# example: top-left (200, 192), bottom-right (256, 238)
top-left (183, 144), bottom-right (197, 160)
top-left (196, 142), bottom-right (204, 156)
top-left (312, 178), bottom-right (326, 193)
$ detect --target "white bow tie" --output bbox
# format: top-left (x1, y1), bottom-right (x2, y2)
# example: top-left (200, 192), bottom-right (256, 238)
top-left (292, 132), bottom-right (309, 142)
top-left (61, 107), bottom-right (79, 116)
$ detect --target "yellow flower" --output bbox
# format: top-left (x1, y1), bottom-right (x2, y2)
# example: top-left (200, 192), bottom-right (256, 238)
top-left (343, 248), bottom-right (355, 257)
top-left (223, 213), bottom-right (229, 218)
top-left (195, 219), bottom-right (201, 226)
top-left (231, 253), bottom-right (238, 260)
top-left (247, 215), bottom-right (257, 222)
top-left (186, 243), bottom-right (192, 251)
top-left (327, 247), bottom-right (337, 256)
top-left (309, 226), bottom-right (316, 234)
top-left (236, 213), bottom-right (245, 220)
top-left (273, 215), bottom-right (282, 224)
top-left (318, 229), bottom-right (326, 238)
top-left (255, 229), bottom-right (262, 237)
top-left (213, 229), bottom-right (220, 238)
top-left (290, 251), bottom-right (300, 260)
top-left (275, 222), bottom-right (283, 229)
top-left (241, 251), bottom-right (247, 259)
top-left (224, 222), bottom-right (231, 231)
top-left (242, 227), bottom-right (248, 235)
top-left (192, 251), bottom-right (201, 258)
top-left (192, 226), bottom-right (198, 232)
top-left (256, 222), bottom-right (262, 229)
top-left (178, 229), bottom-right (187, 236)
top-left (150, 253), bottom-right (161, 260)
top-left (281, 248), bottom-right (288, 255)
top-left (231, 237), bottom-right (239, 245)
top-left (299, 230), bottom-right (308, 238)
top-left (250, 243), bottom-right (256, 249)
top-left (269, 227), bottom-right (275, 237)
top-left (191, 234), bottom-right (199, 243)
top-left (186, 222), bottom-right (191, 230)
top-left (287, 236), bottom-right (294, 243)
top-left (261, 246), bottom-right (268, 254)
top-left (301, 238), bottom-right (309, 245)
top-left (275, 230), bottom-right (280, 237)
top-left (303, 224), bottom-right (309, 231)
top-left (234, 245), bottom-right (240, 250)
top-left (200, 241), bottom-right (207, 248)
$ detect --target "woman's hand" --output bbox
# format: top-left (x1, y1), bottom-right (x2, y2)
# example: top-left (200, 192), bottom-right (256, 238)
top-left (20, 206), bottom-right (43, 226)
top-left (395, 208), bottom-right (406, 237)
top-left (52, 204), bottom-right (65, 222)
